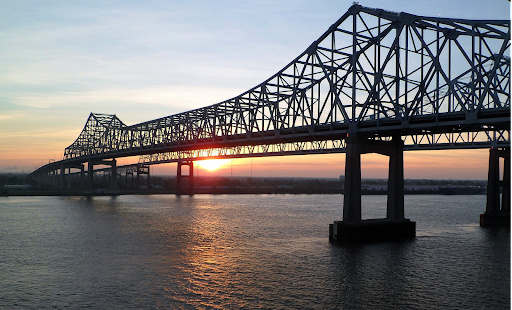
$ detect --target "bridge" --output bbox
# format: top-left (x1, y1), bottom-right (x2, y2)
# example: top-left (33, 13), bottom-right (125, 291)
top-left (29, 4), bottom-right (510, 240)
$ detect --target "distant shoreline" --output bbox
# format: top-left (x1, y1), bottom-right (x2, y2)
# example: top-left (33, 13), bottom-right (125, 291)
top-left (1, 173), bottom-right (488, 197)
top-left (2, 186), bottom-right (486, 197)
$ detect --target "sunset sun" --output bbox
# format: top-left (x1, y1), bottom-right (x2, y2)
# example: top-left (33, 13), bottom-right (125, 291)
top-left (196, 159), bottom-right (230, 171)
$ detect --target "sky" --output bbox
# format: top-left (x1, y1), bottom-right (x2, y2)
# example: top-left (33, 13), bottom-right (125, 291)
top-left (0, 0), bottom-right (510, 179)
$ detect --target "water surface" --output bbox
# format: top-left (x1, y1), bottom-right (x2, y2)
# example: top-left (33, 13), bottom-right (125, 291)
top-left (0, 195), bottom-right (509, 309)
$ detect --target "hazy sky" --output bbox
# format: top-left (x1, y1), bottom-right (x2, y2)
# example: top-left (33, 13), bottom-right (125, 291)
top-left (0, 0), bottom-right (510, 178)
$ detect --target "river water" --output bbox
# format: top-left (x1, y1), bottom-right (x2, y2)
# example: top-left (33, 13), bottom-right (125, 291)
top-left (0, 194), bottom-right (509, 309)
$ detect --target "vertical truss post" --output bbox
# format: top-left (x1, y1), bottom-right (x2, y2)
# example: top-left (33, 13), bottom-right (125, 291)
top-left (351, 11), bottom-right (357, 129)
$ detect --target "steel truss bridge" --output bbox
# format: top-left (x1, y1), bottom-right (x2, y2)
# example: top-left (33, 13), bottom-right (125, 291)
top-left (31, 4), bottom-right (510, 202)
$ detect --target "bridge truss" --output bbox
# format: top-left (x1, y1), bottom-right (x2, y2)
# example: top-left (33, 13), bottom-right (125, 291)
top-left (33, 4), bottom-right (509, 174)
top-left (138, 129), bottom-right (510, 165)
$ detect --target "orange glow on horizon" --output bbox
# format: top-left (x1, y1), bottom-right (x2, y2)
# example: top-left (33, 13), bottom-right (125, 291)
top-left (196, 159), bottom-right (230, 171)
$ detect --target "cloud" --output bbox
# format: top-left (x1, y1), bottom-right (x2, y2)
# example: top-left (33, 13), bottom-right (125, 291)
top-left (6, 85), bottom-right (245, 118)
top-left (0, 112), bottom-right (25, 120)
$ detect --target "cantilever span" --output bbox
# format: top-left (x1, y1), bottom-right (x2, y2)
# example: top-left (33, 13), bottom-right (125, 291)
top-left (56, 4), bottom-right (510, 165)
top-left (30, 4), bottom-right (510, 238)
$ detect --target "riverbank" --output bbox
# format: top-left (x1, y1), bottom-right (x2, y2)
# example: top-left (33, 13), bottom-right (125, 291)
top-left (1, 173), bottom-right (487, 196)
top-left (2, 185), bottom-right (486, 196)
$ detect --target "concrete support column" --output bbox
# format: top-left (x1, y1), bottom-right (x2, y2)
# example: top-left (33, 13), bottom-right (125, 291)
top-left (88, 160), bottom-right (94, 190)
top-left (80, 164), bottom-right (85, 189)
top-left (42, 172), bottom-right (47, 188)
top-left (125, 172), bottom-right (134, 189)
top-left (501, 150), bottom-right (510, 212)
top-left (387, 137), bottom-right (404, 220)
top-left (486, 148), bottom-right (500, 213)
top-left (45, 171), bottom-right (50, 188)
top-left (51, 170), bottom-right (56, 188)
top-left (189, 162), bottom-right (194, 192)
top-left (481, 147), bottom-right (510, 226)
top-left (136, 168), bottom-right (140, 189)
top-left (177, 161), bottom-right (195, 195)
top-left (343, 136), bottom-right (362, 222)
top-left (67, 168), bottom-right (72, 189)
top-left (147, 167), bottom-right (151, 189)
top-left (60, 166), bottom-right (65, 189)
top-left (111, 159), bottom-right (117, 190)
top-left (55, 169), bottom-right (59, 188)
top-left (331, 135), bottom-right (415, 242)
top-left (176, 162), bottom-right (182, 191)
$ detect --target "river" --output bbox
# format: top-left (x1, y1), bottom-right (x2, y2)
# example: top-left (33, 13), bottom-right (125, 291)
top-left (0, 194), bottom-right (509, 309)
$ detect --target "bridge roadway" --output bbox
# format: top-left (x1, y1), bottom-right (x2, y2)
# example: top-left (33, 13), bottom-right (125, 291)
top-left (29, 4), bottom-right (510, 240)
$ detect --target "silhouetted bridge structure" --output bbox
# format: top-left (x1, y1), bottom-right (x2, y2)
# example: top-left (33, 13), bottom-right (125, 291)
top-left (30, 4), bottom-right (510, 240)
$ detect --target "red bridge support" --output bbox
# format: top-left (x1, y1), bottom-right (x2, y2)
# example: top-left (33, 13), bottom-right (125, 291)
top-left (330, 135), bottom-right (416, 242)
top-left (480, 147), bottom-right (510, 226)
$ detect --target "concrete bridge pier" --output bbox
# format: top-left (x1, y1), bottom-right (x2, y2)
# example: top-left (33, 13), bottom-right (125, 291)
top-left (110, 159), bottom-right (117, 190)
top-left (136, 164), bottom-right (150, 189)
top-left (45, 171), bottom-right (50, 189)
top-left (50, 164), bottom-right (85, 190)
top-left (46, 170), bottom-right (52, 188)
top-left (58, 165), bottom-right (74, 190)
top-left (49, 169), bottom-right (56, 189)
top-left (38, 172), bottom-right (43, 189)
top-left (86, 159), bottom-right (118, 191)
top-left (45, 170), bottom-right (52, 189)
top-left (40, 170), bottom-right (48, 189)
top-left (177, 161), bottom-right (194, 195)
top-left (80, 164), bottom-right (85, 189)
top-left (330, 135), bottom-right (416, 242)
top-left (87, 160), bottom-right (95, 190)
top-left (480, 147), bottom-right (510, 226)
top-left (67, 168), bottom-right (72, 189)
top-left (146, 167), bottom-right (151, 189)
top-left (59, 165), bottom-right (66, 190)
top-left (125, 172), bottom-right (134, 189)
